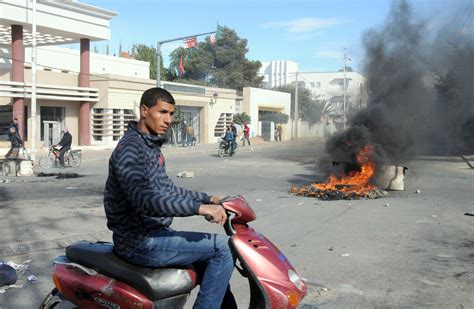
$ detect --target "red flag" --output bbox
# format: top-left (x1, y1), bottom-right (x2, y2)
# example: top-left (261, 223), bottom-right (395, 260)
top-left (184, 36), bottom-right (197, 48)
top-left (179, 53), bottom-right (184, 78)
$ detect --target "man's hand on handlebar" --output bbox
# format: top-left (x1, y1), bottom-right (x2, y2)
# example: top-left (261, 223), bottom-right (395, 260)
top-left (198, 204), bottom-right (227, 225)
top-left (210, 195), bottom-right (226, 204)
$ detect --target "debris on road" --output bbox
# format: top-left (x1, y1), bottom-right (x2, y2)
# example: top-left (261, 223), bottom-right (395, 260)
top-left (415, 189), bottom-right (421, 194)
top-left (384, 203), bottom-right (390, 207)
top-left (27, 274), bottom-right (39, 284)
top-left (0, 263), bottom-right (17, 287)
top-left (340, 253), bottom-right (350, 257)
top-left (176, 171), bottom-right (194, 178)
top-left (297, 202), bottom-right (305, 206)
top-left (328, 246), bottom-right (334, 251)
top-left (37, 172), bottom-right (82, 179)
top-left (256, 199), bottom-right (262, 202)
top-left (464, 211), bottom-right (474, 217)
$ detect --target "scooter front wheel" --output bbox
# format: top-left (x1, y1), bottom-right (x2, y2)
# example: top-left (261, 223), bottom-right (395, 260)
top-left (39, 288), bottom-right (62, 309)
top-left (218, 148), bottom-right (225, 157)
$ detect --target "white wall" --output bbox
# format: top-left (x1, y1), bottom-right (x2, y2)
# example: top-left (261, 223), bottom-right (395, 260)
top-left (243, 87), bottom-right (291, 138)
top-left (0, 46), bottom-right (149, 79)
top-left (298, 71), bottom-right (369, 113)
top-left (259, 60), bottom-right (298, 89)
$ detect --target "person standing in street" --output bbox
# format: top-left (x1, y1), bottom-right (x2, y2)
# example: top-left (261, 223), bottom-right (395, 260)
top-left (277, 124), bottom-right (282, 141)
top-left (54, 127), bottom-right (72, 167)
top-left (242, 122), bottom-right (251, 146)
top-left (104, 87), bottom-right (236, 309)
top-left (5, 126), bottom-right (23, 159)
top-left (186, 123), bottom-right (195, 148)
top-left (180, 120), bottom-right (187, 147)
top-left (230, 122), bottom-right (237, 139)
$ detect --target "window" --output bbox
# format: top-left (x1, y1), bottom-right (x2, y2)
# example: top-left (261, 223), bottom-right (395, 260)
top-left (310, 82), bottom-right (315, 88)
top-left (317, 82), bottom-right (321, 88)
top-left (0, 106), bottom-right (12, 141)
top-left (40, 106), bottom-right (64, 141)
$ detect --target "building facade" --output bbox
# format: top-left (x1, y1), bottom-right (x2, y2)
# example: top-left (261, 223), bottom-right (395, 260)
top-left (259, 60), bottom-right (298, 89)
top-left (0, 1), bottom-right (293, 153)
top-left (259, 59), bottom-right (369, 131)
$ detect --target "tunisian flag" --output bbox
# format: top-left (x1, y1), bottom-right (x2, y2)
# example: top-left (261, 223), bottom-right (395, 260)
top-left (184, 36), bottom-right (197, 48)
top-left (179, 53), bottom-right (184, 79)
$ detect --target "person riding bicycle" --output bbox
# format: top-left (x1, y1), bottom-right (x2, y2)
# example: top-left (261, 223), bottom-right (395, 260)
top-left (54, 127), bottom-right (72, 167)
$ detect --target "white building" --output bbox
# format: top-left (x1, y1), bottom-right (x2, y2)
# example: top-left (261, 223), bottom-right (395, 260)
top-left (298, 70), bottom-right (369, 117)
top-left (259, 60), bottom-right (298, 89)
top-left (259, 60), bottom-right (369, 131)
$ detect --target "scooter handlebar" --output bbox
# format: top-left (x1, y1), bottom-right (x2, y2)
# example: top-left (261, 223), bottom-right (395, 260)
top-left (204, 212), bottom-right (236, 236)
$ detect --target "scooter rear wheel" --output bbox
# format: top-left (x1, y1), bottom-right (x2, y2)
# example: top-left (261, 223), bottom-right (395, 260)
top-left (39, 288), bottom-right (62, 308)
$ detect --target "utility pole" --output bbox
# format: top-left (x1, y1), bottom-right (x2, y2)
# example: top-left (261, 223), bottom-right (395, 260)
top-left (30, 0), bottom-right (37, 161)
top-left (343, 52), bottom-right (347, 130)
top-left (294, 71), bottom-right (298, 140)
top-left (156, 42), bottom-right (161, 87)
top-left (155, 31), bottom-right (215, 87)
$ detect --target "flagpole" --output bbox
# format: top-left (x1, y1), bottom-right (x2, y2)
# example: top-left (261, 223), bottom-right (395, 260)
top-left (155, 30), bottom-right (215, 87)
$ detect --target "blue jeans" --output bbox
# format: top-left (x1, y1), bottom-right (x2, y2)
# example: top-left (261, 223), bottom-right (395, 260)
top-left (130, 230), bottom-right (234, 309)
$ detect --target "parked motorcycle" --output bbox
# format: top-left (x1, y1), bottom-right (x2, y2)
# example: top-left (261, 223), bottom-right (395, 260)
top-left (38, 146), bottom-right (82, 169)
top-left (40, 195), bottom-right (307, 308)
top-left (218, 137), bottom-right (237, 157)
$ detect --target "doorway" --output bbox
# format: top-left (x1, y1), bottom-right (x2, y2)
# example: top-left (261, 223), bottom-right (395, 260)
top-left (40, 106), bottom-right (64, 146)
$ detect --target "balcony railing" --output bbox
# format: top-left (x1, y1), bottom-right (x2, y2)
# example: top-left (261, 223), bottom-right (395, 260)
top-left (0, 81), bottom-right (99, 102)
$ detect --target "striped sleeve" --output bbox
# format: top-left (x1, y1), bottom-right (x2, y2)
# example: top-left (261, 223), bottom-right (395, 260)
top-left (164, 174), bottom-right (211, 204)
top-left (112, 145), bottom-right (201, 217)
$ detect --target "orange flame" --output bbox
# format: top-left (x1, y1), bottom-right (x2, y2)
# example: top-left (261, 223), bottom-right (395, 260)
top-left (291, 145), bottom-right (379, 199)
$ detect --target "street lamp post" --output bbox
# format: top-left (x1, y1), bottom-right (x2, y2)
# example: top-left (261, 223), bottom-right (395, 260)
top-left (155, 31), bottom-right (215, 87)
top-left (31, 0), bottom-right (37, 161)
top-left (343, 53), bottom-right (346, 130)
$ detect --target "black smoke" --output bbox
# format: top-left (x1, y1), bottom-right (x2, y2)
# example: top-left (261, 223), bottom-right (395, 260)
top-left (319, 0), bottom-right (474, 174)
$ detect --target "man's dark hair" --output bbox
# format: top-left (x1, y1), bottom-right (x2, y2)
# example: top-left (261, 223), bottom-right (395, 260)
top-left (140, 87), bottom-right (175, 107)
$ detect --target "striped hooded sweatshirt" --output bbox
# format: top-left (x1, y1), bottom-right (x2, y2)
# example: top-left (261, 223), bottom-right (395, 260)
top-left (104, 121), bottom-right (211, 257)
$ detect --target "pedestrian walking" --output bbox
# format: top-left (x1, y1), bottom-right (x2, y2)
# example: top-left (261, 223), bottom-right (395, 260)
top-left (242, 122), bottom-right (251, 146)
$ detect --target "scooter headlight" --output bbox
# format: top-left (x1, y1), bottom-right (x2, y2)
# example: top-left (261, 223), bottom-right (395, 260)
top-left (288, 269), bottom-right (304, 291)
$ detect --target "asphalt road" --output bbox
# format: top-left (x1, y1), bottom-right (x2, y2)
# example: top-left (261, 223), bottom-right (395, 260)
top-left (0, 139), bottom-right (473, 308)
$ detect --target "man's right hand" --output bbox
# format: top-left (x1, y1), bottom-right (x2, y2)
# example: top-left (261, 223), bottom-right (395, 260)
top-left (198, 204), bottom-right (227, 225)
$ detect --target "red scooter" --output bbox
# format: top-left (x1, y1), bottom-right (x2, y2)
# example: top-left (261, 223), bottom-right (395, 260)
top-left (40, 196), bottom-right (307, 308)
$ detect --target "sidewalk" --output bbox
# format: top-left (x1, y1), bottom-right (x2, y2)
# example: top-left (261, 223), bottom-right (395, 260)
top-left (79, 136), bottom-right (325, 163)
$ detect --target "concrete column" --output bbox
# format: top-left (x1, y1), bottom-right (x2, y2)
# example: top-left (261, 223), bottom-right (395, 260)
top-left (79, 38), bottom-right (90, 145)
top-left (11, 25), bottom-right (25, 140)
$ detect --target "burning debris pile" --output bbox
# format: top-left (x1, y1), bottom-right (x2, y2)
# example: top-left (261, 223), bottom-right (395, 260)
top-left (293, 0), bottom-right (473, 201)
top-left (291, 145), bottom-right (388, 200)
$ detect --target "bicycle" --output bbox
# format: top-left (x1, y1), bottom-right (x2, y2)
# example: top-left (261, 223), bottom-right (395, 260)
top-left (38, 146), bottom-right (82, 169)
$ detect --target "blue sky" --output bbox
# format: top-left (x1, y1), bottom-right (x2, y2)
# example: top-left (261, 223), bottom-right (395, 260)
top-left (81, 0), bottom-right (463, 74)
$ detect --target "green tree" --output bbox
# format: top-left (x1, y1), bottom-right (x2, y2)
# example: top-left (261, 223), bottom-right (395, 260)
top-left (168, 26), bottom-right (263, 90)
top-left (133, 44), bottom-right (167, 80)
top-left (232, 112), bottom-right (251, 125)
top-left (258, 111), bottom-right (289, 124)
top-left (274, 84), bottom-right (328, 125)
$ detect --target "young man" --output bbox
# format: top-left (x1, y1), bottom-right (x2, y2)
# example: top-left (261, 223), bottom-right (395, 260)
top-left (104, 87), bottom-right (235, 309)
top-left (5, 126), bottom-right (22, 159)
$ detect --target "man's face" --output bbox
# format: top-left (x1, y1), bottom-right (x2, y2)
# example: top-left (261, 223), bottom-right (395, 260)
top-left (141, 101), bottom-right (175, 135)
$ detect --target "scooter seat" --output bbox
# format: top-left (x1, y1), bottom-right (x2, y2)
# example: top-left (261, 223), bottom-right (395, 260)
top-left (66, 241), bottom-right (197, 301)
